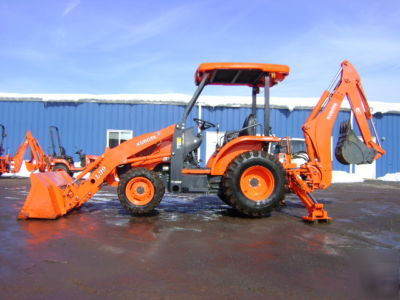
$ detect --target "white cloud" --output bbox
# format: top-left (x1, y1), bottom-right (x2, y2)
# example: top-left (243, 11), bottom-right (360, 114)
top-left (96, 5), bottom-right (192, 51)
top-left (63, 0), bottom-right (80, 16)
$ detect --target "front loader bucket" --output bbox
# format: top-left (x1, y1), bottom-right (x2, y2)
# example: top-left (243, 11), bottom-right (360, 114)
top-left (18, 171), bottom-right (74, 219)
top-left (335, 121), bottom-right (377, 165)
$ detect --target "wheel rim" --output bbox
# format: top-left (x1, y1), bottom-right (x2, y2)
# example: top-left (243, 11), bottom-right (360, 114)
top-left (125, 177), bottom-right (155, 206)
top-left (240, 166), bottom-right (275, 201)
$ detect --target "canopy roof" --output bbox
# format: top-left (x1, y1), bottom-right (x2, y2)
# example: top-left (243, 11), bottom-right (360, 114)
top-left (195, 62), bottom-right (290, 87)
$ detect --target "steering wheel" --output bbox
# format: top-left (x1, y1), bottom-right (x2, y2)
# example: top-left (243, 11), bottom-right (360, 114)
top-left (193, 118), bottom-right (216, 131)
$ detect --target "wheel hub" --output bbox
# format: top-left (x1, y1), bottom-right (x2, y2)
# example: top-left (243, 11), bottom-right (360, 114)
top-left (125, 176), bottom-right (155, 206)
top-left (250, 178), bottom-right (259, 187)
top-left (240, 166), bottom-right (275, 201)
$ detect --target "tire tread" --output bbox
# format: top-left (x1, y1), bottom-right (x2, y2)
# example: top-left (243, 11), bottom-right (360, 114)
top-left (118, 168), bottom-right (165, 215)
top-left (222, 151), bottom-right (286, 217)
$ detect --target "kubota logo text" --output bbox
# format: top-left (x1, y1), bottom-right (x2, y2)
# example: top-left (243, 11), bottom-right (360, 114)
top-left (95, 166), bottom-right (107, 180)
top-left (136, 135), bottom-right (156, 147)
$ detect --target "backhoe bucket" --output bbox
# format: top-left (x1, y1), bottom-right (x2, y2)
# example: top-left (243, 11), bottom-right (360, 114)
top-left (335, 121), bottom-right (377, 165)
top-left (18, 171), bottom-right (74, 219)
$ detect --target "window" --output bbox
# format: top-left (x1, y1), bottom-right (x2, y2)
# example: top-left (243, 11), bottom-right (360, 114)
top-left (270, 138), bottom-right (307, 155)
top-left (107, 130), bottom-right (133, 148)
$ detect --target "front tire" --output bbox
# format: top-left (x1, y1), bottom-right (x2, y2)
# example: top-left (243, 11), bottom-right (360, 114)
top-left (223, 151), bottom-right (286, 217)
top-left (118, 168), bottom-right (165, 215)
top-left (218, 190), bottom-right (232, 206)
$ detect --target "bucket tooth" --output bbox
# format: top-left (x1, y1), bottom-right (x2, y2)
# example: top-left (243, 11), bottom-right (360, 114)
top-left (18, 171), bottom-right (74, 220)
top-left (335, 121), bottom-right (377, 165)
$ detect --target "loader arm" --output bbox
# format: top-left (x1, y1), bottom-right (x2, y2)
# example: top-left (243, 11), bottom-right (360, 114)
top-left (18, 124), bottom-right (176, 219)
top-left (288, 60), bottom-right (386, 221)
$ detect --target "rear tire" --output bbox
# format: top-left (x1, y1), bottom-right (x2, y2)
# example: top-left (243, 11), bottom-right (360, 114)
top-left (118, 168), bottom-right (165, 215)
top-left (223, 151), bottom-right (286, 217)
top-left (53, 163), bottom-right (73, 176)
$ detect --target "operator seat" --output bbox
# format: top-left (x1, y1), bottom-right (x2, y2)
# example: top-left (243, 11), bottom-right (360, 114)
top-left (57, 146), bottom-right (74, 165)
top-left (223, 113), bottom-right (257, 145)
top-left (239, 114), bottom-right (257, 136)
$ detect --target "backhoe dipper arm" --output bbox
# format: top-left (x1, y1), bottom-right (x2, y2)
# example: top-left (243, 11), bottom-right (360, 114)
top-left (288, 60), bottom-right (385, 222)
top-left (302, 60), bottom-right (385, 188)
top-left (11, 135), bottom-right (30, 173)
top-left (12, 131), bottom-right (50, 173)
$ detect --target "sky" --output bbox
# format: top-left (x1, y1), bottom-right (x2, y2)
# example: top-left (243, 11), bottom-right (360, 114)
top-left (0, 0), bottom-right (399, 102)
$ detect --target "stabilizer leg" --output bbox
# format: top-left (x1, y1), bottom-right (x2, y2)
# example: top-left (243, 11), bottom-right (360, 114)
top-left (290, 176), bottom-right (332, 222)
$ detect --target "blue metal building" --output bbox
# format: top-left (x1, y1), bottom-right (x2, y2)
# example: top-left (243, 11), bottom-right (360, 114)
top-left (0, 95), bottom-right (398, 178)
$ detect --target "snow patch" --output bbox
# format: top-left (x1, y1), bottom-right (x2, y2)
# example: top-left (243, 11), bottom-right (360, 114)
top-left (2, 162), bottom-right (32, 178)
top-left (0, 92), bottom-right (399, 114)
top-left (378, 172), bottom-right (400, 182)
top-left (331, 171), bottom-right (364, 183)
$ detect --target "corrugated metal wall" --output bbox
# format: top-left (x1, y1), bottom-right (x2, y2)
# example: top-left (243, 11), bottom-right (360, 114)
top-left (0, 100), bottom-right (397, 177)
top-left (374, 113), bottom-right (398, 177)
top-left (0, 101), bottom-right (197, 157)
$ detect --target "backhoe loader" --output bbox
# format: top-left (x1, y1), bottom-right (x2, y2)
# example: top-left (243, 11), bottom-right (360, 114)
top-left (49, 126), bottom-right (98, 175)
top-left (18, 60), bottom-right (385, 222)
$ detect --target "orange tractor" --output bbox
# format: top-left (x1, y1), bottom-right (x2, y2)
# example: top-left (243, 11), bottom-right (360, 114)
top-left (18, 60), bottom-right (385, 222)
top-left (49, 125), bottom-right (98, 175)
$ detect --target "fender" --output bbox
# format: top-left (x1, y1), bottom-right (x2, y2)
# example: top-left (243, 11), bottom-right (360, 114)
top-left (207, 136), bottom-right (281, 175)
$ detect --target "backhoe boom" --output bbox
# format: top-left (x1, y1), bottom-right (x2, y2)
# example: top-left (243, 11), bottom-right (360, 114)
top-left (288, 60), bottom-right (386, 221)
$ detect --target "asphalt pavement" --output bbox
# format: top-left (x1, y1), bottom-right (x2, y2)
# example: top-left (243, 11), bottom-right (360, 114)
top-left (0, 178), bottom-right (399, 299)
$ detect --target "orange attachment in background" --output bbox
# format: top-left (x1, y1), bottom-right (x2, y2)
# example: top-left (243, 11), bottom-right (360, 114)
top-left (1, 131), bottom-right (51, 175)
